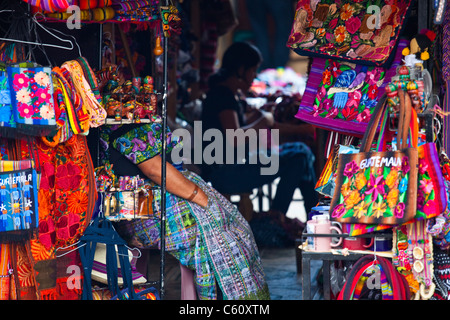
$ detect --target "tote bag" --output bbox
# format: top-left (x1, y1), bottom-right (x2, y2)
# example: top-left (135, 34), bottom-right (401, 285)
top-left (295, 40), bottom-right (406, 137)
top-left (330, 90), bottom-right (418, 225)
top-left (7, 63), bottom-right (57, 136)
top-left (287, 0), bottom-right (412, 67)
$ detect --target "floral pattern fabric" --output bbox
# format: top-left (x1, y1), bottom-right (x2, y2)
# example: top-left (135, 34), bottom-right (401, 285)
top-left (294, 40), bottom-right (406, 137)
top-left (107, 117), bottom-right (181, 165)
top-left (330, 147), bottom-right (418, 226)
top-left (287, 0), bottom-right (412, 66)
top-left (313, 59), bottom-right (385, 123)
top-left (7, 66), bottom-right (56, 126)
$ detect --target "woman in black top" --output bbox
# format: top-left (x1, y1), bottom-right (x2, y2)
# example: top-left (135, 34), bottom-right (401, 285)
top-left (201, 41), bottom-right (318, 217)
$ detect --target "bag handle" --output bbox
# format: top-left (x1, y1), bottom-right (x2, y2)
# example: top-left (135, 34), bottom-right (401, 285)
top-left (360, 93), bottom-right (389, 153)
top-left (360, 89), bottom-right (414, 153)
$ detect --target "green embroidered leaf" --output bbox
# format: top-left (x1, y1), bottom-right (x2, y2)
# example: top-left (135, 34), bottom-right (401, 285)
top-left (343, 208), bottom-right (354, 219)
top-left (384, 207), bottom-right (393, 218)
top-left (367, 203), bottom-right (374, 217)
top-left (416, 211), bottom-right (426, 220)
top-left (430, 189), bottom-right (435, 200)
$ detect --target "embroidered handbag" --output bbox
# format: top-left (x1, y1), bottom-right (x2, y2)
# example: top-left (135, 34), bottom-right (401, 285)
top-left (330, 90), bottom-right (418, 225)
top-left (0, 160), bottom-right (39, 242)
top-left (295, 40), bottom-right (406, 137)
top-left (0, 70), bottom-right (15, 137)
top-left (287, 0), bottom-right (412, 67)
top-left (7, 63), bottom-right (58, 136)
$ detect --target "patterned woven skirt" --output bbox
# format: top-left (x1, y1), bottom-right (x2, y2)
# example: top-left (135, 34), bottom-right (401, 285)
top-left (116, 170), bottom-right (269, 300)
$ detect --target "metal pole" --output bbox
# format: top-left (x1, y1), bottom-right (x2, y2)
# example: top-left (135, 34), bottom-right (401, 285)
top-left (159, 0), bottom-right (169, 300)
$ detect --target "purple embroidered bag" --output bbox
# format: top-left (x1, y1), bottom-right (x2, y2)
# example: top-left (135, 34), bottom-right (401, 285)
top-left (294, 40), bottom-right (407, 137)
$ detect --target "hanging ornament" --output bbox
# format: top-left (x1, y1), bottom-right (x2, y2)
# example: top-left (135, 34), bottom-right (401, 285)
top-left (153, 23), bottom-right (163, 56)
top-left (154, 36), bottom-right (163, 56)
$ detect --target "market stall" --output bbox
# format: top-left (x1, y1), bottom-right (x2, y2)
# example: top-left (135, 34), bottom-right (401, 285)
top-left (288, 0), bottom-right (450, 300)
top-left (0, 0), bottom-right (173, 300)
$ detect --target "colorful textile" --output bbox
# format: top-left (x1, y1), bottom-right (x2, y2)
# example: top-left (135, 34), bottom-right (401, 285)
top-left (7, 65), bottom-right (56, 127)
top-left (117, 171), bottom-right (269, 300)
top-left (295, 40), bottom-right (406, 137)
top-left (108, 118), bottom-right (181, 165)
top-left (0, 71), bottom-right (14, 129)
top-left (287, 0), bottom-right (412, 67)
top-left (34, 135), bottom-right (96, 251)
top-left (0, 167), bottom-right (38, 234)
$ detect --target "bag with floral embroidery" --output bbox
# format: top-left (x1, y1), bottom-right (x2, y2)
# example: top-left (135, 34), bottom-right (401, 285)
top-left (330, 90), bottom-right (418, 225)
top-left (295, 40), bottom-right (406, 137)
top-left (286, 0), bottom-right (412, 67)
top-left (7, 63), bottom-right (58, 137)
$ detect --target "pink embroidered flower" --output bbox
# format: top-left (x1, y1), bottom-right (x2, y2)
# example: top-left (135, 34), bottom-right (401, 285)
top-left (325, 107), bottom-right (339, 119)
top-left (401, 157), bottom-right (410, 174)
top-left (356, 108), bottom-right (371, 123)
top-left (16, 88), bottom-right (31, 104)
top-left (351, 35), bottom-right (361, 49)
top-left (366, 68), bottom-right (383, 85)
top-left (317, 85), bottom-right (327, 100)
top-left (417, 192), bottom-right (425, 210)
top-left (365, 174), bottom-right (386, 200)
top-left (13, 74), bottom-right (29, 89)
top-left (331, 203), bottom-right (346, 218)
top-left (346, 90), bottom-right (362, 108)
top-left (418, 158), bottom-right (429, 175)
top-left (328, 18), bottom-right (338, 30)
top-left (35, 88), bottom-right (52, 104)
top-left (56, 213), bottom-right (81, 241)
top-left (344, 160), bottom-right (359, 178)
top-left (420, 179), bottom-right (434, 194)
top-left (394, 202), bottom-right (405, 219)
top-left (39, 217), bottom-right (56, 250)
top-left (322, 98), bottom-right (333, 111)
top-left (17, 102), bottom-right (34, 118)
top-left (345, 16), bottom-right (362, 34)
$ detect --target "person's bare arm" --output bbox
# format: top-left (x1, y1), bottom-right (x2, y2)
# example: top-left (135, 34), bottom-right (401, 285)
top-left (137, 155), bottom-right (208, 207)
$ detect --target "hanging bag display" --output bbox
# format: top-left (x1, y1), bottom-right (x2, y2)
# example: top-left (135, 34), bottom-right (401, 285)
top-left (294, 40), bottom-right (406, 137)
top-left (286, 0), bottom-right (412, 67)
top-left (7, 62), bottom-right (58, 136)
top-left (330, 90), bottom-right (418, 225)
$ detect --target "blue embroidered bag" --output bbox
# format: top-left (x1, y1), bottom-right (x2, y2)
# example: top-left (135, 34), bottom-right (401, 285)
top-left (7, 63), bottom-right (58, 136)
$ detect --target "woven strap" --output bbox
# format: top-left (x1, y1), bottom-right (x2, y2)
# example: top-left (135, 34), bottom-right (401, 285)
top-left (443, 8), bottom-right (450, 155)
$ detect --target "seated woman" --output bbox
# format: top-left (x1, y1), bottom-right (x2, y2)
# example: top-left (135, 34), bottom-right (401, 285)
top-left (201, 41), bottom-right (318, 218)
top-left (99, 119), bottom-right (269, 300)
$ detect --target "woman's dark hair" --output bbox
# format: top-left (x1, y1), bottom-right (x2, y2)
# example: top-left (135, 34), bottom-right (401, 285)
top-left (208, 41), bottom-right (262, 88)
